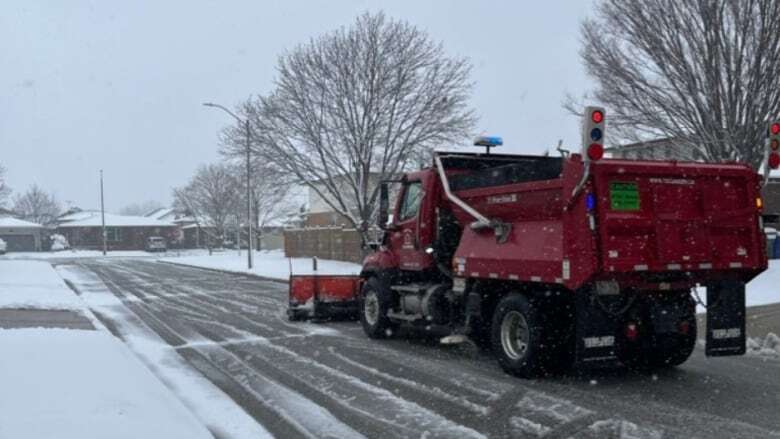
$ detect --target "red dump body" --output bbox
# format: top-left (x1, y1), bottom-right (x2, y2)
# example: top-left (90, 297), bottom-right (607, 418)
top-left (364, 153), bottom-right (767, 292)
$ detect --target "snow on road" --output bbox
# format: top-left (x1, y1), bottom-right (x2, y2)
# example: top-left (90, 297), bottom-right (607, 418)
top-left (0, 328), bottom-right (212, 439)
top-left (59, 258), bottom-right (689, 438)
top-left (159, 249), bottom-right (361, 280)
top-left (55, 263), bottom-right (275, 439)
top-left (0, 260), bottom-right (84, 310)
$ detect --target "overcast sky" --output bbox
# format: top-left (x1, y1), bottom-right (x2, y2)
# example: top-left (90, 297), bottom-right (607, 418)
top-left (1, 0), bottom-right (595, 213)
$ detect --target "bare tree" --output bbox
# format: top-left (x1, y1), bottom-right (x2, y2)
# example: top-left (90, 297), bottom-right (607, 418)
top-left (576, 0), bottom-right (780, 169)
top-left (173, 163), bottom-right (240, 240)
top-left (0, 164), bottom-right (11, 208)
top-left (13, 184), bottom-right (61, 225)
top-left (222, 11), bottom-right (476, 242)
top-left (119, 200), bottom-right (165, 216)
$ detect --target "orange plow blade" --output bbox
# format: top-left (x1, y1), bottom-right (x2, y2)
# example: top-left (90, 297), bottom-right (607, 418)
top-left (287, 275), bottom-right (362, 321)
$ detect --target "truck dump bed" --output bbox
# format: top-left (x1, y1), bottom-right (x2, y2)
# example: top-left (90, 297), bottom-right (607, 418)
top-left (442, 153), bottom-right (766, 291)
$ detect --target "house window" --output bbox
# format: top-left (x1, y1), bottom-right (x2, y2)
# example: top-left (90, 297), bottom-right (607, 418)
top-left (106, 228), bottom-right (122, 242)
top-left (398, 181), bottom-right (423, 222)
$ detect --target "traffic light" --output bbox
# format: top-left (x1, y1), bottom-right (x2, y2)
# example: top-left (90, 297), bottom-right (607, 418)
top-left (769, 121), bottom-right (780, 169)
top-left (582, 106), bottom-right (605, 161)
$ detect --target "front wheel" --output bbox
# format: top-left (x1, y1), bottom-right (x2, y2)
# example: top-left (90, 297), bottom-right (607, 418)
top-left (359, 278), bottom-right (398, 339)
top-left (492, 293), bottom-right (548, 378)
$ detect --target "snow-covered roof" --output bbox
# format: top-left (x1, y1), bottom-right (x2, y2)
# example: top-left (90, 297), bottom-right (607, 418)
top-left (145, 207), bottom-right (177, 220)
top-left (0, 217), bottom-right (44, 228)
top-left (58, 210), bottom-right (101, 222)
top-left (57, 212), bottom-right (175, 228)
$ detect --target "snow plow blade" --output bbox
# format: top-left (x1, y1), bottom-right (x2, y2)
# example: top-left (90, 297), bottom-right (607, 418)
top-left (287, 275), bottom-right (361, 321)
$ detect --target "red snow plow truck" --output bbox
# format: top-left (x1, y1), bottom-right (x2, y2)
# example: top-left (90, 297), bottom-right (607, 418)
top-left (289, 107), bottom-right (773, 378)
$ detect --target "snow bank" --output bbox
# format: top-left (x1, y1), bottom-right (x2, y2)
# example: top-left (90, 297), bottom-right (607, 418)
top-left (693, 259), bottom-right (780, 312)
top-left (744, 260), bottom-right (780, 306)
top-left (159, 249), bottom-right (361, 280)
top-left (746, 332), bottom-right (780, 359)
top-left (0, 328), bottom-right (212, 439)
top-left (0, 260), bottom-right (83, 310)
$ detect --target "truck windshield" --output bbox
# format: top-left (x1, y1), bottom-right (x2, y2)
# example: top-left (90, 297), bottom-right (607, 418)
top-left (398, 181), bottom-right (423, 221)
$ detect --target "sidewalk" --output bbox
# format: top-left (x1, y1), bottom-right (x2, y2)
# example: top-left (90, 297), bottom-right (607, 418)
top-left (0, 260), bottom-right (213, 439)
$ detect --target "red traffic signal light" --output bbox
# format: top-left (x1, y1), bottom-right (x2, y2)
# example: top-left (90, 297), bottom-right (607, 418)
top-left (770, 152), bottom-right (780, 169)
top-left (591, 110), bottom-right (604, 124)
top-left (587, 143), bottom-right (604, 161)
top-left (771, 123), bottom-right (780, 135)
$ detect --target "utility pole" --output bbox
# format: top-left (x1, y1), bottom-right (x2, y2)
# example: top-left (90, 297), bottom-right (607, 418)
top-left (245, 118), bottom-right (253, 269)
top-left (202, 102), bottom-right (253, 269)
top-left (100, 169), bottom-right (107, 255)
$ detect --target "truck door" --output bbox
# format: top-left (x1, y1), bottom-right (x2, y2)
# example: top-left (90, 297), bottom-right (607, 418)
top-left (390, 179), bottom-right (428, 271)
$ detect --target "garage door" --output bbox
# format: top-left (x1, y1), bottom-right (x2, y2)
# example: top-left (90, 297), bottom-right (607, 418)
top-left (0, 235), bottom-right (36, 252)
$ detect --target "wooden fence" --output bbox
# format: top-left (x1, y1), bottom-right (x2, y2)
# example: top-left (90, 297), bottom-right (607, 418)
top-left (284, 227), bottom-right (366, 263)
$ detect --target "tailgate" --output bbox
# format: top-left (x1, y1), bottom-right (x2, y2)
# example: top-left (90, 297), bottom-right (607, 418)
top-left (593, 161), bottom-right (764, 275)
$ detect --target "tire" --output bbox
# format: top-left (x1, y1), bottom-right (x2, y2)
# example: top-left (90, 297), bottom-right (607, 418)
top-left (359, 277), bottom-right (398, 339)
top-left (491, 293), bottom-right (549, 378)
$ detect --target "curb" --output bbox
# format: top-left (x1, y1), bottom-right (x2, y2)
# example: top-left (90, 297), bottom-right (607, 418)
top-left (155, 260), bottom-right (288, 285)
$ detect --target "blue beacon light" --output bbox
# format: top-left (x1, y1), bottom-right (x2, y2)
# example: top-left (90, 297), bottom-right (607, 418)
top-left (586, 193), bottom-right (596, 211)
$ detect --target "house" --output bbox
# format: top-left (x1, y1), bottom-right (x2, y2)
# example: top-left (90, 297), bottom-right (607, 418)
top-left (304, 174), bottom-right (392, 228)
top-left (0, 217), bottom-right (45, 252)
top-left (605, 138), bottom-right (703, 161)
top-left (56, 211), bottom-right (177, 251)
top-left (145, 207), bottom-right (179, 222)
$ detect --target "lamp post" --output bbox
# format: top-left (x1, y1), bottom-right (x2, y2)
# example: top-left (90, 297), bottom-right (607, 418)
top-left (100, 169), bottom-right (107, 255)
top-left (203, 102), bottom-right (253, 269)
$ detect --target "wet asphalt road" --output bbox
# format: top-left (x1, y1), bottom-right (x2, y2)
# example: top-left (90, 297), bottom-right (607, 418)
top-left (59, 258), bottom-right (780, 439)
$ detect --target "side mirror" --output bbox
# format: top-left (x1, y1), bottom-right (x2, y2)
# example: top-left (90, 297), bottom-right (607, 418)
top-left (378, 182), bottom-right (389, 229)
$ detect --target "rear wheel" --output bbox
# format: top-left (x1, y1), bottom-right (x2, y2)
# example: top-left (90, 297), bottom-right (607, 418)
top-left (359, 278), bottom-right (398, 339)
top-left (492, 293), bottom-right (548, 377)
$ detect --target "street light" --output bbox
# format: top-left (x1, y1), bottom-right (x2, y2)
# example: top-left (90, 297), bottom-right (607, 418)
top-left (203, 102), bottom-right (253, 269)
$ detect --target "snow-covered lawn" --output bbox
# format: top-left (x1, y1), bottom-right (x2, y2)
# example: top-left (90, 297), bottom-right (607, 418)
top-left (745, 259), bottom-right (780, 307)
top-left (159, 249), bottom-right (361, 280)
top-left (0, 249), bottom-right (203, 260)
top-left (0, 260), bottom-right (84, 310)
top-left (55, 264), bottom-right (273, 439)
top-left (0, 260), bottom-right (221, 439)
top-left (0, 328), bottom-right (212, 439)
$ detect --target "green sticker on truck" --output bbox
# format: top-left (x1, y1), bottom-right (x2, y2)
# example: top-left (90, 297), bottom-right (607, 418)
top-left (610, 182), bottom-right (640, 211)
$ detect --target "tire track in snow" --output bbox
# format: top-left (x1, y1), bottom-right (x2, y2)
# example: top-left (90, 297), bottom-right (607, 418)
top-left (74, 262), bottom-right (363, 439)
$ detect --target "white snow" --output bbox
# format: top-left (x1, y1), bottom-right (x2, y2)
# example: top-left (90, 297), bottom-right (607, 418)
top-left (0, 260), bottom-right (84, 310)
top-left (58, 211), bottom-right (175, 227)
top-left (0, 260), bottom-right (218, 439)
top-left (0, 216), bottom-right (43, 228)
top-left (693, 259), bottom-right (780, 312)
top-left (159, 249), bottom-right (362, 280)
top-left (744, 259), bottom-right (780, 306)
top-left (55, 264), bottom-right (274, 439)
top-left (746, 332), bottom-right (780, 358)
top-left (0, 249), bottom-right (202, 260)
top-left (0, 328), bottom-right (213, 439)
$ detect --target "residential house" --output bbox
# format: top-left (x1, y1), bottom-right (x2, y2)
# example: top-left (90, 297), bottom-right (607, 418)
top-left (56, 211), bottom-right (177, 251)
top-left (0, 217), bottom-right (45, 252)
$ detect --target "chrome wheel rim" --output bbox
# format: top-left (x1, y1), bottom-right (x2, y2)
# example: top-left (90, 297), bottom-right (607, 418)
top-left (501, 310), bottom-right (530, 361)
top-left (364, 291), bottom-right (379, 326)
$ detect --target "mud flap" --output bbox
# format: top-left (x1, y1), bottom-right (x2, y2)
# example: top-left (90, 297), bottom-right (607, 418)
top-left (575, 288), bottom-right (620, 364)
top-left (705, 280), bottom-right (746, 357)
